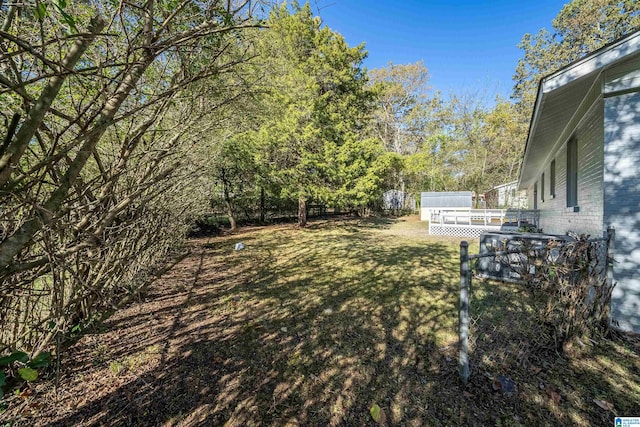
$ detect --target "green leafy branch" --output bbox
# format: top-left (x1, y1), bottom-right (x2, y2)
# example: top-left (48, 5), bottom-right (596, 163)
top-left (0, 351), bottom-right (52, 399)
top-left (33, 0), bottom-right (78, 33)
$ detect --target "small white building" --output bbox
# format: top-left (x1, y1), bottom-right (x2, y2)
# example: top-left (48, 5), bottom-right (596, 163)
top-left (383, 190), bottom-right (415, 211)
top-left (420, 191), bottom-right (472, 221)
top-left (486, 181), bottom-right (527, 209)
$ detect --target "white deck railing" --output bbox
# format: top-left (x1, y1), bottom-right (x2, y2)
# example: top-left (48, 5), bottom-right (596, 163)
top-left (428, 208), bottom-right (540, 236)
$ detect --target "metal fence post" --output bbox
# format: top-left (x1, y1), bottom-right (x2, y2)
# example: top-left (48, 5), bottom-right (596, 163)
top-left (459, 241), bottom-right (470, 384)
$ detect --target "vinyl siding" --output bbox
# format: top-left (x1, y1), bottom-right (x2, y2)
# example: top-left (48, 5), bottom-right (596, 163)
top-left (604, 57), bottom-right (640, 94)
top-left (604, 91), bottom-right (640, 332)
top-left (522, 51), bottom-right (640, 333)
top-left (420, 192), bottom-right (473, 221)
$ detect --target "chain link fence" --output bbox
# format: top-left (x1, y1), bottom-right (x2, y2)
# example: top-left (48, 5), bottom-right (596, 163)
top-left (458, 229), bottom-right (614, 384)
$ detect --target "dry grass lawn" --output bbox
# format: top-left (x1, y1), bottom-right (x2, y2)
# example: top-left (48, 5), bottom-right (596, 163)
top-left (2, 216), bottom-right (639, 426)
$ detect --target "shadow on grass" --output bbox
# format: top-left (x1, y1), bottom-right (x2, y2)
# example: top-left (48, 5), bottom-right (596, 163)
top-left (26, 218), bottom-right (639, 426)
top-left (39, 219), bottom-right (463, 426)
top-left (464, 277), bottom-right (640, 426)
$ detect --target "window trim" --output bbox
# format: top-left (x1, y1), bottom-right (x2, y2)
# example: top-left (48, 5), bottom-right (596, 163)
top-left (566, 138), bottom-right (578, 208)
top-left (550, 159), bottom-right (556, 198)
top-left (541, 172), bottom-right (545, 203)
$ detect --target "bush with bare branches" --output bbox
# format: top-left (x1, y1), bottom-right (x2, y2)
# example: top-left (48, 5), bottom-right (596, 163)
top-left (0, 0), bottom-right (261, 355)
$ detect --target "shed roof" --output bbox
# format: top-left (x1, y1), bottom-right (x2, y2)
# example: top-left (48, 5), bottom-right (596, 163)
top-left (420, 191), bottom-right (472, 208)
top-left (518, 29), bottom-right (640, 190)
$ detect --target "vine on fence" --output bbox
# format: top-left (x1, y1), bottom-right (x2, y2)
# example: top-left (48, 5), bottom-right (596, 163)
top-left (515, 234), bottom-right (614, 349)
top-left (459, 231), bottom-right (615, 383)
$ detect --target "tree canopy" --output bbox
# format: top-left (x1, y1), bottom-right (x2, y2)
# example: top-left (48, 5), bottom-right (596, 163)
top-left (217, 2), bottom-right (391, 226)
top-left (0, 0), bottom-right (261, 352)
top-left (513, 0), bottom-right (640, 112)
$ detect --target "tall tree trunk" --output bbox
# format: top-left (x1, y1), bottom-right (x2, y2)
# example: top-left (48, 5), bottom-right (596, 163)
top-left (260, 187), bottom-right (265, 223)
top-left (225, 200), bottom-right (237, 230)
top-left (397, 170), bottom-right (406, 215)
top-left (298, 195), bottom-right (307, 227)
top-left (221, 168), bottom-right (236, 231)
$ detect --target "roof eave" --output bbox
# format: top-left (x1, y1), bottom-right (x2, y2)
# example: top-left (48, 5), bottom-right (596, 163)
top-left (517, 30), bottom-right (640, 191)
top-left (517, 79), bottom-right (546, 191)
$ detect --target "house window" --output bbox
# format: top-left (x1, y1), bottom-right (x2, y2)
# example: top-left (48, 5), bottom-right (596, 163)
top-left (541, 172), bottom-right (545, 202)
top-left (533, 181), bottom-right (538, 210)
top-left (566, 138), bottom-right (578, 207)
top-left (550, 159), bottom-right (556, 197)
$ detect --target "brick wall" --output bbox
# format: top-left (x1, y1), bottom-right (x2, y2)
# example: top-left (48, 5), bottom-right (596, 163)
top-left (527, 100), bottom-right (605, 237)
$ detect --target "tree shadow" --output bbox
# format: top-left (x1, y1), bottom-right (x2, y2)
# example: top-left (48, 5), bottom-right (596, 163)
top-left (37, 220), bottom-right (463, 426)
top-left (17, 219), bottom-right (637, 426)
top-left (464, 277), bottom-right (640, 426)
top-left (604, 93), bottom-right (640, 333)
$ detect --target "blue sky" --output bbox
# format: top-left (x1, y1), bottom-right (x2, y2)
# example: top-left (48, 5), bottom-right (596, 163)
top-left (314, 0), bottom-right (569, 100)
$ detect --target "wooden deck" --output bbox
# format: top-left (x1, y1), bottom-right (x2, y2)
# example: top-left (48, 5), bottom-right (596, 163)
top-left (428, 209), bottom-right (539, 238)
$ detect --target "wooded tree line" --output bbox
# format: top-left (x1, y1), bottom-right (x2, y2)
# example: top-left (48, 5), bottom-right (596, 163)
top-left (0, 0), bottom-right (638, 355)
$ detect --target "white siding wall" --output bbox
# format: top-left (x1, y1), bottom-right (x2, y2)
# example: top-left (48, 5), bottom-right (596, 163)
top-left (604, 91), bottom-right (640, 332)
top-left (523, 58), bottom-right (640, 332)
top-left (527, 101), bottom-right (604, 236)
